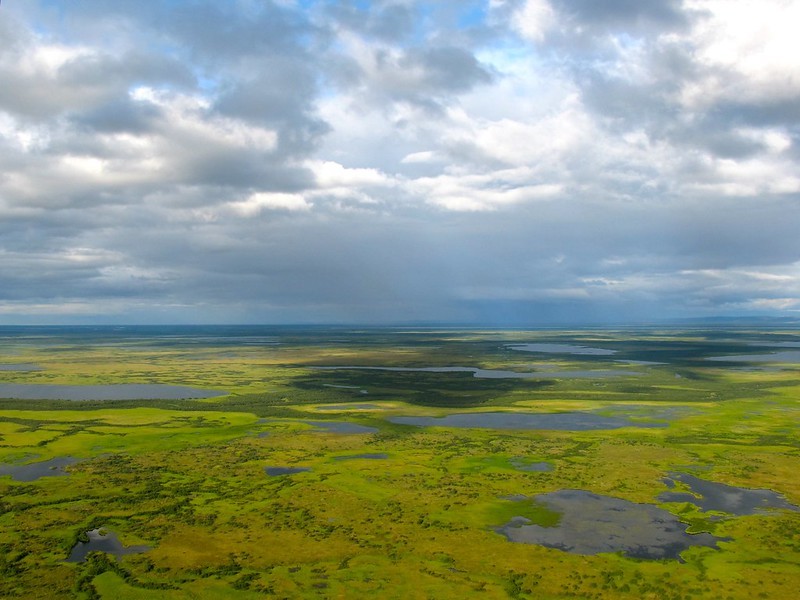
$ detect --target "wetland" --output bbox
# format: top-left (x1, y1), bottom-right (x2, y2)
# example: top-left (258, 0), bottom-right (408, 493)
top-left (0, 325), bottom-right (799, 599)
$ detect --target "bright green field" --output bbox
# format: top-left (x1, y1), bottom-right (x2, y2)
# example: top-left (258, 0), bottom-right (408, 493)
top-left (1, 326), bottom-right (799, 599)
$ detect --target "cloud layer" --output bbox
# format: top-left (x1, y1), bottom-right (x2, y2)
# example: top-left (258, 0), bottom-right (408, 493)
top-left (1, 0), bottom-right (798, 324)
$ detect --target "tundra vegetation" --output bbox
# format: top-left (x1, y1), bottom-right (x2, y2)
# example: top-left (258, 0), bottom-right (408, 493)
top-left (1, 326), bottom-right (799, 599)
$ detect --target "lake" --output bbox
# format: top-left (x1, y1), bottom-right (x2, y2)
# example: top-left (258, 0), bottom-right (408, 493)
top-left (314, 365), bottom-right (639, 379)
top-left (0, 383), bottom-right (227, 401)
top-left (265, 466), bottom-right (311, 476)
top-left (332, 453), bottom-right (389, 461)
top-left (495, 490), bottom-right (725, 560)
top-left (659, 472), bottom-right (799, 515)
top-left (66, 529), bottom-right (150, 562)
top-left (0, 456), bottom-right (80, 481)
top-left (706, 350), bottom-right (800, 364)
top-left (388, 411), bottom-right (665, 431)
top-left (506, 343), bottom-right (616, 355)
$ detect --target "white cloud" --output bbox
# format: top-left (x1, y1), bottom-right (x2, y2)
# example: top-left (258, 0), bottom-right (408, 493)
top-left (400, 150), bottom-right (438, 164)
top-left (681, 0), bottom-right (800, 105)
top-left (230, 192), bottom-right (311, 215)
top-left (0, 0), bottom-right (798, 324)
top-left (511, 0), bottom-right (557, 43)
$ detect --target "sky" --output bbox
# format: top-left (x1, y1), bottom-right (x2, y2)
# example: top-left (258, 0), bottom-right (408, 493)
top-left (0, 0), bottom-right (799, 325)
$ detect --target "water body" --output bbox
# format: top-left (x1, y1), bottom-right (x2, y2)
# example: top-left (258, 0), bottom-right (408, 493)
top-left (265, 466), bottom-right (311, 476)
top-left (0, 363), bottom-right (42, 371)
top-left (0, 383), bottom-right (226, 401)
top-left (510, 459), bottom-right (553, 472)
top-left (706, 350), bottom-right (800, 364)
top-left (388, 412), bottom-right (665, 431)
top-left (333, 453), bottom-right (389, 461)
top-left (314, 365), bottom-right (638, 380)
top-left (659, 473), bottom-right (800, 515)
top-left (323, 384), bottom-right (369, 394)
top-left (66, 529), bottom-right (150, 562)
top-left (303, 421), bottom-right (379, 434)
top-left (506, 343), bottom-right (616, 356)
top-left (0, 456), bottom-right (80, 481)
top-left (495, 490), bottom-right (725, 560)
top-left (748, 341), bottom-right (800, 348)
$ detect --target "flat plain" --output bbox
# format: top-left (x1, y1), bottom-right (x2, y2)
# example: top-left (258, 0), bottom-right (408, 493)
top-left (1, 325), bottom-right (799, 599)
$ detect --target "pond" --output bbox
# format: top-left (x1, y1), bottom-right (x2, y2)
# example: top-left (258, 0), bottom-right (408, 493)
top-left (333, 453), bottom-right (389, 461)
top-left (265, 466), bottom-right (311, 476)
top-left (66, 529), bottom-right (150, 562)
top-left (0, 383), bottom-right (227, 401)
top-left (506, 343), bottom-right (616, 355)
top-left (0, 456), bottom-right (80, 482)
top-left (314, 365), bottom-right (638, 380)
top-left (510, 459), bottom-right (553, 472)
top-left (495, 490), bottom-right (725, 560)
top-left (303, 421), bottom-right (379, 434)
top-left (659, 472), bottom-right (800, 515)
top-left (388, 412), bottom-right (665, 431)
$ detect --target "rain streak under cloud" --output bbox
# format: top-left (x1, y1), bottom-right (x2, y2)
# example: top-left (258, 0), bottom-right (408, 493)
top-left (0, 0), bottom-right (799, 324)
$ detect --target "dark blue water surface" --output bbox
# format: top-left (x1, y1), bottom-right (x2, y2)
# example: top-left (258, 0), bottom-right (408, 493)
top-left (659, 473), bottom-right (799, 515)
top-left (389, 412), bottom-right (665, 431)
top-left (0, 383), bottom-right (226, 401)
top-left (265, 466), bottom-right (311, 476)
top-left (0, 456), bottom-right (80, 481)
top-left (66, 529), bottom-right (150, 562)
top-left (496, 490), bottom-right (726, 560)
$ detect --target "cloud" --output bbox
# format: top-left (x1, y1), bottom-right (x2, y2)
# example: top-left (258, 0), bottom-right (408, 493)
top-left (0, 1), bottom-right (798, 324)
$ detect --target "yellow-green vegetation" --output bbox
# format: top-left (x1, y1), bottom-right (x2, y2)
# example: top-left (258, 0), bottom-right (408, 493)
top-left (1, 326), bottom-right (799, 599)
